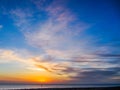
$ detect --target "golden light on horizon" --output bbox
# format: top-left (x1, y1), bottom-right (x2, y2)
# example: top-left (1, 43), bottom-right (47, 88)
top-left (39, 78), bottom-right (46, 83)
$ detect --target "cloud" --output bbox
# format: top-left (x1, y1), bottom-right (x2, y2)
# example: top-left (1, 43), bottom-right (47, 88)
top-left (10, 8), bottom-right (33, 32)
top-left (0, 49), bottom-right (73, 76)
top-left (23, 1), bottom-right (91, 61)
top-left (97, 53), bottom-right (120, 58)
top-left (0, 48), bottom-right (120, 83)
top-left (7, 0), bottom-right (120, 83)
top-left (69, 67), bottom-right (120, 84)
top-left (0, 49), bottom-right (52, 72)
top-left (0, 49), bottom-right (26, 63)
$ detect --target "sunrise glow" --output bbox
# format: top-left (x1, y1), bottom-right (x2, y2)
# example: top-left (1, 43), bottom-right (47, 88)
top-left (0, 0), bottom-right (119, 85)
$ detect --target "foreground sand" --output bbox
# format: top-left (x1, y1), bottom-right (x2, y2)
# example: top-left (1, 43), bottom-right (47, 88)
top-left (10, 87), bottom-right (120, 90)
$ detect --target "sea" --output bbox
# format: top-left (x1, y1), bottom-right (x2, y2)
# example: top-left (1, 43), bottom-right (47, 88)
top-left (0, 84), bottom-right (119, 90)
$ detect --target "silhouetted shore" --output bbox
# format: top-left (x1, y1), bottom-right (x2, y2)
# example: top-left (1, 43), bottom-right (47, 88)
top-left (8, 87), bottom-right (120, 90)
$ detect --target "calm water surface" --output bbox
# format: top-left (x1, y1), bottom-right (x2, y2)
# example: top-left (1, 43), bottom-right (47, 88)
top-left (0, 84), bottom-right (119, 90)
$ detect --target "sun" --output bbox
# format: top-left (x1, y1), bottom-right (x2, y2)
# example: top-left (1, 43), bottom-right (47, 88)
top-left (39, 79), bottom-right (46, 83)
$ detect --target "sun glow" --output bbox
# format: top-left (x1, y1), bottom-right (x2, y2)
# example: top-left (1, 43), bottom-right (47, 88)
top-left (39, 79), bottom-right (46, 82)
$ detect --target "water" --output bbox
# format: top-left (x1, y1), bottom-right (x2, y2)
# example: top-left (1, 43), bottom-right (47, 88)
top-left (0, 84), bottom-right (119, 90)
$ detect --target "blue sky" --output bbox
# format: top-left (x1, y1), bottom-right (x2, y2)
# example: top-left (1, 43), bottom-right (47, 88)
top-left (0, 0), bottom-right (120, 84)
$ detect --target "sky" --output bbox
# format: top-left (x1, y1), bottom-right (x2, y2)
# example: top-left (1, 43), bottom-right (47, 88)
top-left (0, 0), bottom-right (120, 84)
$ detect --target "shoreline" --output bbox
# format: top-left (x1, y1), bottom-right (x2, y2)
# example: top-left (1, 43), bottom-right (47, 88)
top-left (6, 87), bottom-right (120, 90)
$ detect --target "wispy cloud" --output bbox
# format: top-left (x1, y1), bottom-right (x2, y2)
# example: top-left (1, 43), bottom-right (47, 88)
top-left (0, 49), bottom-right (50, 72)
top-left (7, 0), bottom-right (120, 83)
top-left (0, 49), bottom-right (71, 76)
top-left (0, 46), bottom-right (120, 84)
top-left (69, 67), bottom-right (120, 84)
top-left (10, 8), bottom-right (33, 32)
top-left (24, 0), bottom-right (91, 59)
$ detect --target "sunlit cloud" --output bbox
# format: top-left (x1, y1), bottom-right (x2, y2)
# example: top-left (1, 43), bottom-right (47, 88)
top-left (0, 49), bottom-right (49, 72)
top-left (0, 0), bottom-right (119, 84)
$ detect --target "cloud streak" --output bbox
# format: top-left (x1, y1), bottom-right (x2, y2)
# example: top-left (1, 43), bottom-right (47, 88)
top-left (5, 0), bottom-right (120, 84)
top-left (69, 67), bottom-right (120, 84)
